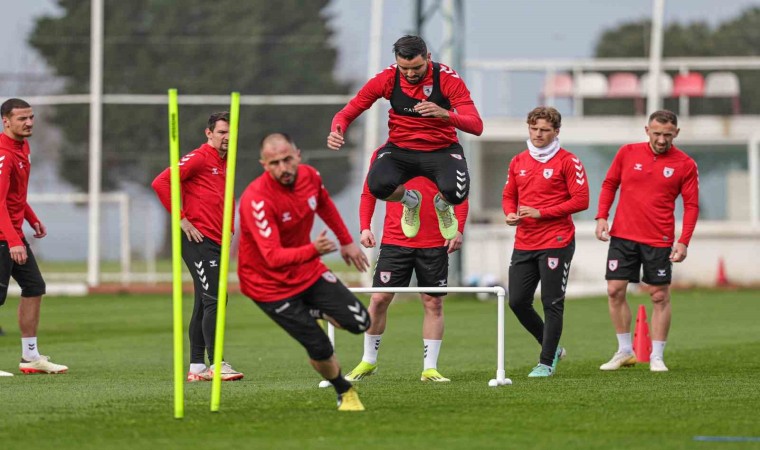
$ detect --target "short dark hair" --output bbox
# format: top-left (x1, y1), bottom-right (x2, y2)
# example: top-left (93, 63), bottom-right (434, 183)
top-left (526, 106), bottom-right (562, 129)
top-left (393, 35), bottom-right (427, 60)
top-left (1, 98), bottom-right (31, 118)
top-left (259, 132), bottom-right (298, 154)
top-left (649, 109), bottom-right (678, 127)
top-left (207, 111), bottom-right (229, 131)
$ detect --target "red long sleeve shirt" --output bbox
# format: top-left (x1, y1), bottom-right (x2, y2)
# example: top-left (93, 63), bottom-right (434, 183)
top-left (502, 149), bottom-right (590, 250)
top-left (360, 149), bottom-right (468, 248)
top-left (331, 61), bottom-right (483, 150)
top-left (237, 164), bottom-right (354, 302)
top-left (0, 133), bottom-right (40, 247)
top-left (596, 142), bottom-right (699, 247)
top-left (152, 143), bottom-right (230, 246)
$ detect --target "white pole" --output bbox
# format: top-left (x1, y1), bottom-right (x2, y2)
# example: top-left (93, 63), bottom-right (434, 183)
top-left (87, 0), bottom-right (104, 287)
top-left (361, 0), bottom-right (385, 287)
top-left (119, 193), bottom-right (130, 285)
top-left (647, 0), bottom-right (666, 114)
top-left (749, 135), bottom-right (760, 227)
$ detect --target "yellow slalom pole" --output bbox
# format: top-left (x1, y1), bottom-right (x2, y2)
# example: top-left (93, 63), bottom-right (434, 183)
top-left (211, 92), bottom-right (240, 412)
top-left (168, 88), bottom-right (184, 419)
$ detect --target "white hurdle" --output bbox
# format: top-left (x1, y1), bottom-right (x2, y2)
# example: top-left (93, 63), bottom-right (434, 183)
top-left (317, 286), bottom-right (513, 388)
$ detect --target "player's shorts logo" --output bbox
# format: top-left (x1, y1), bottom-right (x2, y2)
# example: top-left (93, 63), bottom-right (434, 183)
top-left (608, 259), bottom-right (619, 271)
top-left (663, 167), bottom-right (674, 178)
top-left (450, 154), bottom-right (462, 160)
top-left (322, 271), bottom-right (337, 283)
top-left (543, 168), bottom-right (554, 179)
top-left (657, 269), bottom-right (667, 277)
top-left (548, 257), bottom-right (559, 270)
top-left (380, 271), bottom-right (391, 283)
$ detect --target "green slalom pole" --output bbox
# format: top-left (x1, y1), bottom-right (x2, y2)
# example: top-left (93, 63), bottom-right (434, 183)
top-left (211, 92), bottom-right (240, 412)
top-left (168, 88), bottom-right (184, 419)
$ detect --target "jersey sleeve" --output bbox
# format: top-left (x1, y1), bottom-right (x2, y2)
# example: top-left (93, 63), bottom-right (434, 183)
top-left (501, 157), bottom-right (518, 217)
top-left (440, 67), bottom-right (483, 136)
top-left (359, 151), bottom-right (379, 231)
top-left (151, 151), bottom-right (205, 218)
top-left (678, 159), bottom-right (700, 246)
top-left (331, 68), bottom-right (392, 135)
top-left (540, 154), bottom-right (590, 219)
top-left (596, 146), bottom-right (625, 220)
top-left (455, 198), bottom-right (469, 234)
top-left (24, 204), bottom-right (40, 227)
top-left (315, 173), bottom-right (353, 246)
top-left (0, 152), bottom-right (22, 247)
top-left (239, 192), bottom-right (320, 269)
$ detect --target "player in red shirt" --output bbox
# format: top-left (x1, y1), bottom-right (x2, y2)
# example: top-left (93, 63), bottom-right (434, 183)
top-left (0, 98), bottom-right (67, 376)
top-left (502, 107), bottom-right (589, 377)
top-left (326, 35), bottom-right (482, 242)
top-left (595, 110), bottom-right (699, 373)
top-left (152, 112), bottom-right (243, 382)
top-left (344, 147), bottom-right (468, 383)
top-left (238, 133), bottom-right (370, 411)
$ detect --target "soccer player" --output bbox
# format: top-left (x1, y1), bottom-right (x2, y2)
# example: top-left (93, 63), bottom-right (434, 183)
top-left (502, 106), bottom-right (589, 377)
top-left (0, 98), bottom-right (67, 375)
top-left (326, 35), bottom-right (482, 241)
top-left (238, 133), bottom-right (371, 411)
top-left (345, 148), bottom-right (468, 383)
top-left (595, 110), bottom-right (699, 372)
top-left (152, 112), bottom-right (243, 382)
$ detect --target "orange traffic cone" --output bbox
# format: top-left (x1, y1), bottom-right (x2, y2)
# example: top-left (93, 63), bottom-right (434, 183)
top-left (633, 304), bottom-right (652, 363)
top-left (716, 257), bottom-right (729, 287)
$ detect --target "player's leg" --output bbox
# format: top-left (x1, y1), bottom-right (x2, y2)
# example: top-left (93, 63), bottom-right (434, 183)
top-left (0, 242), bottom-right (13, 376)
top-left (181, 236), bottom-right (212, 380)
top-left (641, 245), bottom-right (673, 372)
top-left (415, 246), bottom-right (450, 381)
top-left (508, 249), bottom-right (542, 343)
top-left (368, 146), bottom-right (423, 237)
top-left (600, 237), bottom-right (640, 370)
top-left (14, 242), bottom-right (66, 374)
top-left (420, 144), bottom-right (469, 239)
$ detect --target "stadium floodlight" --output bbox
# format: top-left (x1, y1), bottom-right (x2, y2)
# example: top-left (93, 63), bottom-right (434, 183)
top-left (210, 92), bottom-right (241, 412)
top-left (167, 88), bottom-right (184, 419)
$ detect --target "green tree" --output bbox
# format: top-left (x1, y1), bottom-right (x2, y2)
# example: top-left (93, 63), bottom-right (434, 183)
top-left (587, 7), bottom-right (760, 115)
top-left (29, 0), bottom-right (351, 195)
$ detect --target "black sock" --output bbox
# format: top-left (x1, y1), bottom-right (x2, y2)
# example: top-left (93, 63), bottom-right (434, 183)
top-left (328, 371), bottom-right (352, 395)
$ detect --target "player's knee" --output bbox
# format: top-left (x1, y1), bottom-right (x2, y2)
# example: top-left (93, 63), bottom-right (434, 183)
top-left (607, 285), bottom-right (626, 303)
top-left (438, 187), bottom-right (468, 206)
top-left (421, 294), bottom-right (443, 315)
top-left (307, 341), bottom-right (334, 361)
top-left (367, 172), bottom-right (397, 200)
top-left (650, 288), bottom-right (670, 305)
top-left (508, 295), bottom-right (531, 311)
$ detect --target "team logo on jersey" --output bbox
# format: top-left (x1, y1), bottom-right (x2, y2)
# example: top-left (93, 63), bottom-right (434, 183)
top-left (322, 271), bottom-right (337, 283)
top-left (380, 271), bottom-right (391, 283)
top-left (663, 167), bottom-right (675, 178)
top-left (211, 167), bottom-right (219, 175)
top-left (423, 85), bottom-right (433, 97)
top-left (634, 163), bottom-right (643, 171)
top-left (543, 168), bottom-right (554, 179)
top-left (548, 257), bottom-right (559, 270)
top-left (519, 169), bottom-right (527, 177)
top-left (19, 161), bottom-right (25, 169)
top-left (307, 195), bottom-right (317, 211)
top-left (282, 212), bottom-right (292, 222)
top-left (608, 259), bottom-right (618, 271)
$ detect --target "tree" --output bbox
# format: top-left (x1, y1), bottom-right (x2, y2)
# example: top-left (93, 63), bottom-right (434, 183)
top-left (29, 0), bottom-right (351, 196)
top-left (587, 6), bottom-right (760, 115)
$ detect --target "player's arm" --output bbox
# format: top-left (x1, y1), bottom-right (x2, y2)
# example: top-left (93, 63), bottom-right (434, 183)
top-left (539, 155), bottom-right (590, 219)
top-left (440, 71), bottom-right (483, 136)
top-left (316, 179), bottom-right (369, 272)
top-left (24, 204), bottom-right (46, 238)
top-left (595, 147), bottom-right (624, 241)
top-left (151, 152), bottom-right (205, 241)
top-left (672, 160), bottom-right (700, 262)
top-left (358, 151), bottom-right (379, 248)
top-left (502, 159), bottom-right (520, 226)
top-left (328, 71), bottom-right (390, 150)
top-left (0, 154), bottom-right (26, 262)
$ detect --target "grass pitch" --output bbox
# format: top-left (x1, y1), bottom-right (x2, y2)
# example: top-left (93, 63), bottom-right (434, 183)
top-left (0, 289), bottom-right (758, 449)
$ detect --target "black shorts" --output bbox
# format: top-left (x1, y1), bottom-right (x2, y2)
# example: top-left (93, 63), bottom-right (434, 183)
top-left (605, 237), bottom-right (672, 285)
top-left (372, 244), bottom-right (448, 296)
top-left (367, 142), bottom-right (469, 205)
top-left (254, 273), bottom-right (370, 361)
top-left (0, 239), bottom-right (46, 306)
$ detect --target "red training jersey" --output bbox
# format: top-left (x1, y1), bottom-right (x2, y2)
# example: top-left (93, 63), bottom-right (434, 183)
top-left (237, 164), bottom-right (354, 302)
top-left (331, 61), bottom-right (483, 150)
top-left (596, 142), bottom-right (699, 247)
top-left (502, 149), bottom-right (590, 250)
top-left (360, 149), bottom-right (468, 248)
top-left (152, 143), bottom-right (231, 246)
top-left (0, 133), bottom-right (41, 247)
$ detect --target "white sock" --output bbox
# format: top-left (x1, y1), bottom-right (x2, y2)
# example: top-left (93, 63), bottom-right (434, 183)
top-left (362, 334), bottom-right (382, 364)
top-left (651, 340), bottom-right (666, 360)
top-left (423, 339), bottom-right (442, 370)
top-left (22, 337), bottom-right (40, 361)
top-left (616, 333), bottom-right (633, 354)
top-left (189, 363), bottom-right (207, 374)
top-left (434, 194), bottom-right (451, 211)
top-left (400, 189), bottom-right (419, 208)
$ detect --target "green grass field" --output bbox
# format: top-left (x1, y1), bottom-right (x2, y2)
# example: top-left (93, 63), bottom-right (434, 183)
top-left (1, 289), bottom-right (758, 449)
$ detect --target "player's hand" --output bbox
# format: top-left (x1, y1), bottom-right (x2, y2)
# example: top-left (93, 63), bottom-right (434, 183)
top-left (595, 219), bottom-right (610, 241)
top-left (32, 222), bottom-right (47, 239)
top-left (360, 229), bottom-right (376, 248)
top-left (445, 232), bottom-right (463, 254)
top-left (10, 245), bottom-right (27, 265)
top-left (670, 242), bottom-right (688, 262)
top-left (518, 206), bottom-right (541, 219)
top-left (413, 101), bottom-right (450, 118)
top-left (180, 218), bottom-right (204, 243)
top-left (313, 229), bottom-right (337, 255)
top-left (505, 212), bottom-right (521, 226)
top-left (326, 125), bottom-right (344, 151)
top-left (341, 242), bottom-right (369, 273)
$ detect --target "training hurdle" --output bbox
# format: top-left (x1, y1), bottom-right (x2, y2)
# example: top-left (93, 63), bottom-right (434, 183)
top-left (318, 286), bottom-right (513, 388)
